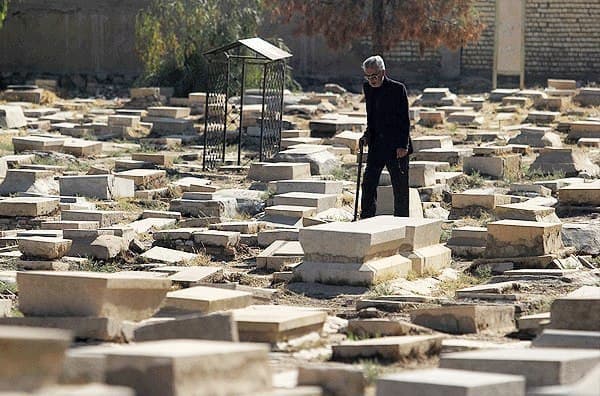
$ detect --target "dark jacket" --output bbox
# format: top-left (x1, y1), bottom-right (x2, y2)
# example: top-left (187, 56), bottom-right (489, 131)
top-left (363, 76), bottom-right (412, 154)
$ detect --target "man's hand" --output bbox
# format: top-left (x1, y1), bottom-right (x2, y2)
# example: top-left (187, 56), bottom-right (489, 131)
top-left (396, 148), bottom-right (408, 158)
top-left (359, 135), bottom-right (369, 146)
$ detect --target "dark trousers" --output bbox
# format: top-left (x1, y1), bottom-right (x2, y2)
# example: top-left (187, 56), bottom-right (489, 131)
top-left (360, 152), bottom-right (409, 218)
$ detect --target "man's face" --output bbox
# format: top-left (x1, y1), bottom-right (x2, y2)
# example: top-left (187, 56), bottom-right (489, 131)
top-left (364, 66), bottom-right (385, 88)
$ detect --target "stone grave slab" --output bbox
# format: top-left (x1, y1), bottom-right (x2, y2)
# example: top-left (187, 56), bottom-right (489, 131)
top-left (140, 246), bottom-right (197, 264)
top-left (376, 368), bottom-right (525, 396)
top-left (463, 154), bottom-right (521, 179)
top-left (0, 325), bottom-right (71, 392)
top-left (273, 192), bottom-right (337, 213)
top-left (550, 288), bottom-right (600, 331)
top-left (60, 175), bottom-right (134, 200)
top-left (272, 179), bottom-right (343, 195)
top-left (508, 126), bottom-right (562, 148)
top-left (103, 340), bottom-right (270, 396)
top-left (0, 105), bottom-right (27, 128)
top-left (18, 237), bottom-right (72, 260)
top-left (17, 271), bottom-right (171, 321)
top-left (115, 169), bottom-right (166, 188)
top-left (486, 220), bottom-right (563, 258)
top-left (0, 316), bottom-right (126, 342)
top-left (147, 106), bottom-right (191, 118)
top-left (131, 152), bottom-right (179, 167)
top-left (273, 145), bottom-right (340, 176)
top-left (0, 196), bottom-right (59, 217)
top-left (375, 187), bottom-right (423, 218)
top-left (61, 210), bottom-right (127, 227)
top-left (134, 312), bottom-right (237, 342)
top-left (412, 148), bottom-right (472, 165)
top-left (411, 136), bottom-right (453, 152)
top-left (231, 305), bottom-right (327, 343)
top-left (530, 148), bottom-right (599, 177)
top-left (256, 240), bottom-right (303, 271)
top-left (332, 335), bottom-right (443, 362)
top-left (62, 139), bottom-right (103, 157)
top-left (163, 286), bottom-right (253, 314)
top-left (0, 169), bottom-right (58, 195)
top-left (403, 244), bottom-right (452, 275)
top-left (12, 135), bottom-right (67, 153)
top-left (249, 162), bottom-right (312, 182)
top-left (410, 304), bottom-right (515, 334)
top-left (495, 203), bottom-right (560, 223)
top-left (440, 348), bottom-right (600, 387)
top-left (532, 329), bottom-right (600, 350)
top-left (558, 181), bottom-right (600, 207)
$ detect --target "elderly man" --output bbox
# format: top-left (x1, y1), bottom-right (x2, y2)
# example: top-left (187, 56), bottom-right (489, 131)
top-left (360, 55), bottom-right (412, 218)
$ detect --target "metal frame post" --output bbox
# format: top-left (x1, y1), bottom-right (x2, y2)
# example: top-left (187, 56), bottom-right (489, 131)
top-left (237, 60), bottom-right (246, 166)
top-left (259, 62), bottom-right (268, 162)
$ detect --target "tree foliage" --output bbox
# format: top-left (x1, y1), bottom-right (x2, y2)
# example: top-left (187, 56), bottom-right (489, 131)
top-left (265, 0), bottom-right (484, 55)
top-left (0, 0), bottom-right (9, 29)
top-left (135, 0), bottom-right (262, 94)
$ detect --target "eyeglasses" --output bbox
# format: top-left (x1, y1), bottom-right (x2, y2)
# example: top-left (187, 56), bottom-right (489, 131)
top-left (364, 71), bottom-right (382, 81)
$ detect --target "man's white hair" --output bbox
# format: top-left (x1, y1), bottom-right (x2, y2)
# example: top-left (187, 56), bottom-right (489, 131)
top-left (362, 55), bottom-right (385, 71)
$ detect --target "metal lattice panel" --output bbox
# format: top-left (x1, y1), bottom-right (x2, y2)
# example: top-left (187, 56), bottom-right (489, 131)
top-left (259, 61), bottom-right (285, 161)
top-left (203, 61), bottom-right (228, 169)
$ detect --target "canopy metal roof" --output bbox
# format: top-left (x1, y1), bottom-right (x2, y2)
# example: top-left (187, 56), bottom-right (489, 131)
top-left (204, 37), bottom-right (292, 61)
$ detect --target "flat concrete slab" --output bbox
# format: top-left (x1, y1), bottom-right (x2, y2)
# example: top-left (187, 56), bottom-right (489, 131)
top-left (376, 368), bottom-right (525, 396)
top-left (440, 348), bottom-right (600, 387)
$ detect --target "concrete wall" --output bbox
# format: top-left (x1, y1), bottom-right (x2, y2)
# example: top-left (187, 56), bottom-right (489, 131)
top-left (0, 0), bottom-right (150, 77)
top-left (0, 0), bottom-right (598, 90)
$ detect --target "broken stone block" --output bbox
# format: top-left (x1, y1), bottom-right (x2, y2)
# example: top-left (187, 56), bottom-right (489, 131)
top-left (141, 246), bottom-right (197, 264)
top-left (550, 288), bottom-right (600, 331)
top-left (248, 162), bottom-right (311, 182)
top-left (18, 237), bottom-right (72, 260)
top-left (332, 335), bottom-right (443, 362)
top-left (0, 196), bottom-right (59, 217)
top-left (495, 203), bottom-right (560, 223)
top-left (60, 175), bottom-right (135, 200)
top-left (508, 126), bottom-right (562, 148)
top-left (134, 312), bottom-right (238, 342)
top-left (17, 271), bottom-right (171, 321)
top-left (411, 136), bottom-right (453, 152)
top-left (163, 286), bottom-right (253, 314)
top-left (561, 222), bottom-right (600, 255)
top-left (273, 192), bottom-right (337, 213)
top-left (446, 226), bottom-right (487, 258)
top-left (256, 240), bottom-right (303, 271)
top-left (297, 364), bottom-right (365, 396)
top-left (463, 154), bottom-right (521, 179)
top-left (416, 88), bottom-right (458, 106)
top-left (333, 130), bottom-right (363, 153)
top-left (232, 305), bottom-right (327, 343)
top-left (376, 368), bottom-right (525, 396)
top-left (558, 181), bottom-right (600, 206)
top-left (530, 148), bottom-right (600, 177)
top-left (440, 348), bottom-right (600, 387)
top-left (103, 340), bottom-right (271, 396)
top-left (0, 105), bottom-right (27, 128)
top-left (0, 325), bottom-right (71, 392)
top-left (410, 304), bottom-right (515, 334)
top-left (409, 162), bottom-right (437, 187)
top-left (89, 235), bottom-right (126, 260)
top-left (0, 169), bottom-right (58, 195)
top-left (403, 244), bottom-right (452, 276)
top-left (525, 111), bottom-right (560, 124)
top-left (486, 220), bottom-right (563, 258)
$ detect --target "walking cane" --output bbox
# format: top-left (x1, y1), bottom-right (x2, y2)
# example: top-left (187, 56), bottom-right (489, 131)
top-left (353, 138), bottom-right (365, 221)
